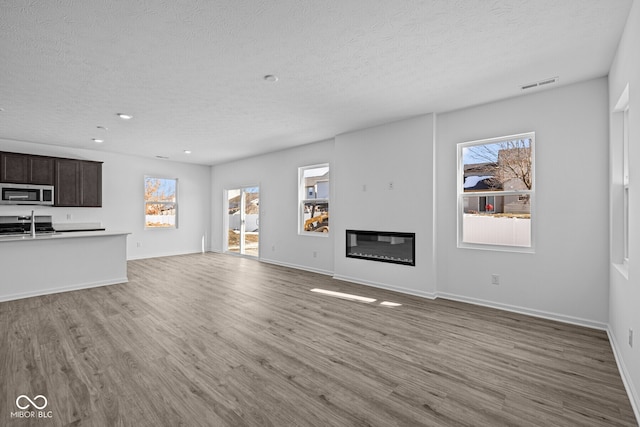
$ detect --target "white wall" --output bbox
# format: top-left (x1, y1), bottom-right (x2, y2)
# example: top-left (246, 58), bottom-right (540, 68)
top-left (210, 139), bottom-right (335, 274)
top-left (333, 115), bottom-right (437, 297)
top-left (0, 140), bottom-right (211, 259)
top-left (436, 78), bottom-right (610, 328)
top-left (609, 0), bottom-right (640, 417)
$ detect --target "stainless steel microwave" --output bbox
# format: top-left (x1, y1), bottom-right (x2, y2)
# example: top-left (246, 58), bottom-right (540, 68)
top-left (0, 183), bottom-right (54, 205)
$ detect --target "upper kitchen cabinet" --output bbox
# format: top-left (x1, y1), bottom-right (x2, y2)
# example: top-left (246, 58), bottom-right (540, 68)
top-left (0, 151), bottom-right (102, 207)
top-left (31, 156), bottom-right (56, 185)
top-left (80, 160), bottom-right (102, 207)
top-left (0, 152), bottom-right (55, 185)
top-left (55, 159), bottom-right (80, 206)
top-left (55, 159), bottom-right (102, 207)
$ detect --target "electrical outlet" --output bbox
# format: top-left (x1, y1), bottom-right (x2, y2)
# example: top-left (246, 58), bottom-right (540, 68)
top-left (136, 242), bottom-right (142, 248)
top-left (362, 184), bottom-right (367, 192)
top-left (66, 214), bottom-right (72, 220)
top-left (388, 182), bottom-right (394, 190)
top-left (629, 329), bottom-right (634, 348)
top-left (272, 245), bottom-right (276, 252)
top-left (313, 251), bottom-right (317, 258)
top-left (491, 274), bottom-right (500, 285)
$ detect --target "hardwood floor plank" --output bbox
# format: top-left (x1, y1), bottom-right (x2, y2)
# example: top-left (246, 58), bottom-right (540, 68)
top-left (0, 252), bottom-right (636, 426)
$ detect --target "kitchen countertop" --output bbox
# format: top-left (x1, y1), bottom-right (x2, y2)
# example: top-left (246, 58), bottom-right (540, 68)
top-left (0, 230), bottom-right (129, 242)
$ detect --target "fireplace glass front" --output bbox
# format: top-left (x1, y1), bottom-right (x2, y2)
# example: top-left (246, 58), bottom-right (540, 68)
top-left (346, 230), bottom-right (415, 266)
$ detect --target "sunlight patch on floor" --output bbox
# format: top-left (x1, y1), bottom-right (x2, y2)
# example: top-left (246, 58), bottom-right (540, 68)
top-left (310, 289), bottom-right (403, 307)
top-left (380, 301), bottom-right (402, 307)
top-left (310, 288), bottom-right (376, 303)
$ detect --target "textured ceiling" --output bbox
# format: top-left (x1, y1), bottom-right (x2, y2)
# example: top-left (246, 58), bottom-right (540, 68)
top-left (0, 0), bottom-right (633, 165)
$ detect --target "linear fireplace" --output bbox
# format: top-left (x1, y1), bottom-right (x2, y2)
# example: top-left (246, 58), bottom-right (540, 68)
top-left (346, 230), bottom-right (415, 266)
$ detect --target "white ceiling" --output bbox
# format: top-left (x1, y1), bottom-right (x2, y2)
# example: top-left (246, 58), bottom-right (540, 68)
top-left (0, 0), bottom-right (633, 165)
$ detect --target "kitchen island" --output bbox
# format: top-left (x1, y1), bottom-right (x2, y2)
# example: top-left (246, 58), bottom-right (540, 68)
top-left (0, 230), bottom-right (129, 302)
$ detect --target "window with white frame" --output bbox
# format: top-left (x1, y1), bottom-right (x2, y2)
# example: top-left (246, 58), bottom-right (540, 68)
top-left (145, 177), bottom-right (178, 229)
top-left (622, 97), bottom-right (630, 265)
top-left (458, 133), bottom-right (534, 250)
top-left (616, 85), bottom-right (629, 265)
top-left (613, 85), bottom-right (630, 269)
top-left (299, 164), bottom-right (329, 234)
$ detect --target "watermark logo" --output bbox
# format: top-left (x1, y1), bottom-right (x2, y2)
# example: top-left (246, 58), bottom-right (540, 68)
top-left (16, 395), bottom-right (48, 410)
top-left (11, 394), bottom-right (53, 420)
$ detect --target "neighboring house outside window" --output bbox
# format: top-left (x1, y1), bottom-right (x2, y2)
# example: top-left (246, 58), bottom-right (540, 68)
top-left (299, 164), bottom-right (329, 235)
top-left (458, 133), bottom-right (534, 250)
top-left (145, 177), bottom-right (178, 228)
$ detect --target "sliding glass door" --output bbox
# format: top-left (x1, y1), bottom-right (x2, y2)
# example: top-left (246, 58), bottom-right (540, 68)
top-left (226, 186), bottom-right (260, 257)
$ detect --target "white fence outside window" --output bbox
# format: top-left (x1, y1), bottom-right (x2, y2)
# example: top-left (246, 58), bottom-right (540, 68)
top-left (462, 214), bottom-right (531, 247)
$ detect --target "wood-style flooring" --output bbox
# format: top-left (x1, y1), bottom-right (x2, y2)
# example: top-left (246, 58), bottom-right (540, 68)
top-left (0, 253), bottom-right (636, 426)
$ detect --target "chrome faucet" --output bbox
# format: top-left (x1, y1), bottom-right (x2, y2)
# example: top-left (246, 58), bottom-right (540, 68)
top-left (30, 210), bottom-right (36, 238)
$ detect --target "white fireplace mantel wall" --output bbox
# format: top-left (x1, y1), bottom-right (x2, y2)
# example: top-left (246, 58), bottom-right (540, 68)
top-left (333, 114), bottom-right (437, 298)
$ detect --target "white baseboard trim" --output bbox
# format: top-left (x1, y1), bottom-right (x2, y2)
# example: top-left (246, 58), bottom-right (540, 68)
top-left (329, 275), bottom-right (606, 330)
top-left (140, 251), bottom-right (613, 332)
top-left (0, 277), bottom-right (129, 303)
top-left (607, 327), bottom-right (640, 424)
top-left (437, 292), bottom-right (608, 331)
top-left (332, 274), bottom-right (438, 300)
top-left (208, 251), bottom-right (334, 278)
top-left (128, 249), bottom-right (205, 260)
top-left (260, 257), bottom-right (333, 276)
top-left (207, 251), bottom-right (334, 277)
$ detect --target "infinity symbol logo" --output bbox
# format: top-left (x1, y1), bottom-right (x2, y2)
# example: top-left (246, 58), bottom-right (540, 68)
top-left (16, 395), bottom-right (48, 410)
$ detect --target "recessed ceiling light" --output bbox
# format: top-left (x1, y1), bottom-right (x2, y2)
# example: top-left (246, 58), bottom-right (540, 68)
top-left (184, 150), bottom-right (192, 154)
top-left (117, 113), bottom-right (133, 120)
top-left (92, 138), bottom-right (104, 143)
top-left (263, 74), bottom-right (278, 82)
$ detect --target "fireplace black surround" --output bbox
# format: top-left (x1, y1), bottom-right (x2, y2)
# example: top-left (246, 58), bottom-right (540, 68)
top-left (346, 230), bottom-right (415, 266)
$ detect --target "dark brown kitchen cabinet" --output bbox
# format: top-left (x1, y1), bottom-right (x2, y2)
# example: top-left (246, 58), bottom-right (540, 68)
top-left (0, 152), bottom-right (55, 185)
top-left (55, 159), bottom-right (102, 207)
top-left (0, 151), bottom-right (102, 207)
top-left (0, 152), bottom-right (27, 183)
top-left (80, 161), bottom-right (102, 207)
top-left (30, 156), bottom-right (55, 185)
top-left (55, 159), bottom-right (80, 206)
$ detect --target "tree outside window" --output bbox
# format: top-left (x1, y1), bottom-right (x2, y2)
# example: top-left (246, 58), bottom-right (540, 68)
top-left (145, 177), bottom-right (178, 228)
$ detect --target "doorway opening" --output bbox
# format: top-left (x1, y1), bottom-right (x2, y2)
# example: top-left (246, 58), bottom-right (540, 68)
top-left (226, 186), bottom-right (260, 257)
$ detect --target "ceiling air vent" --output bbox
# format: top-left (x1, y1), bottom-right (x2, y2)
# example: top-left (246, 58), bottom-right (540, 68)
top-left (521, 76), bottom-right (559, 91)
top-left (521, 82), bottom-right (539, 90)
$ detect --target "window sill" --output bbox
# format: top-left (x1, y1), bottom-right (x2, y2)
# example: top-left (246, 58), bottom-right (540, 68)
top-left (299, 232), bottom-right (330, 238)
top-left (613, 262), bottom-right (629, 280)
top-left (458, 242), bottom-right (535, 254)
